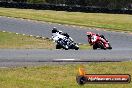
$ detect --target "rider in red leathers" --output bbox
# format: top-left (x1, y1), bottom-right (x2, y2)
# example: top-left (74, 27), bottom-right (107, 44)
top-left (86, 32), bottom-right (108, 45)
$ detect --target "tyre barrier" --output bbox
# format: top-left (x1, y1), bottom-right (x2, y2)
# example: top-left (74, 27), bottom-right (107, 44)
top-left (0, 2), bottom-right (132, 14)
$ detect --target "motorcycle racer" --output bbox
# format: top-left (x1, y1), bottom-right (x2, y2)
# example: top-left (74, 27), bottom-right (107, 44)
top-left (52, 27), bottom-right (65, 42)
top-left (52, 27), bottom-right (73, 42)
top-left (52, 27), bottom-right (79, 50)
top-left (86, 32), bottom-right (107, 45)
top-left (86, 32), bottom-right (112, 50)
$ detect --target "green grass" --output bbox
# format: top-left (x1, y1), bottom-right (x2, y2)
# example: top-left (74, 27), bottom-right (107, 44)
top-left (0, 61), bottom-right (131, 88)
top-left (0, 31), bottom-right (91, 49)
top-left (0, 8), bottom-right (131, 88)
top-left (0, 7), bottom-right (132, 32)
top-left (0, 31), bottom-right (54, 49)
top-left (79, 44), bottom-right (92, 50)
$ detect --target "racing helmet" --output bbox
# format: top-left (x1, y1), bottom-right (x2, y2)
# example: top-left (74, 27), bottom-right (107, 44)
top-left (52, 27), bottom-right (58, 33)
top-left (86, 32), bottom-right (93, 37)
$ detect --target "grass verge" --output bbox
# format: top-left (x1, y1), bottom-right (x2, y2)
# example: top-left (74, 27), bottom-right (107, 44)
top-left (0, 31), bottom-right (90, 49)
top-left (0, 31), bottom-right (54, 49)
top-left (0, 7), bottom-right (132, 32)
top-left (79, 44), bottom-right (92, 50)
top-left (0, 61), bottom-right (131, 88)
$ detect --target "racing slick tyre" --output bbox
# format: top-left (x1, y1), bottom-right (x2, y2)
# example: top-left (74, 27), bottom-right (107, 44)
top-left (74, 46), bottom-right (79, 50)
top-left (108, 43), bottom-right (112, 49)
top-left (73, 44), bottom-right (79, 50)
top-left (56, 44), bottom-right (61, 49)
top-left (108, 47), bottom-right (112, 49)
top-left (93, 44), bottom-right (98, 50)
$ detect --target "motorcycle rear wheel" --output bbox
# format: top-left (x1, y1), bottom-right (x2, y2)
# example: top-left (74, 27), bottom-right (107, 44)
top-left (93, 44), bottom-right (98, 50)
top-left (98, 41), bottom-right (106, 50)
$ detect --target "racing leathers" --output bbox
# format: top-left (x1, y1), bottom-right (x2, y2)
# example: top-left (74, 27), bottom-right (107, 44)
top-left (52, 30), bottom-right (73, 43)
top-left (87, 33), bottom-right (107, 45)
top-left (52, 31), bottom-right (65, 42)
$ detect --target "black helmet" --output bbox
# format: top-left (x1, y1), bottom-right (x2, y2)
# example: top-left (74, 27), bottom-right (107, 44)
top-left (52, 27), bottom-right (58, 33)
top-left (86, 32), bottom-right (92, 37)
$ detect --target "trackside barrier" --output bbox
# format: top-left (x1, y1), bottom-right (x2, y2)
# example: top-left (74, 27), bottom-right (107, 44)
top-left (0, 2), bottom-right (132, 14)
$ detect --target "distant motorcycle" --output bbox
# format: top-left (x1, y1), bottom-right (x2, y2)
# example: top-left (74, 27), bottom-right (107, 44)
top-left (91, 36), bottom-right (112, 50)
top-left (87, 32), bottom-right (112, 50)
top-left (56, 36), bottom-right (79, 50)
top-left (52, 27), bottom-right (79, 50)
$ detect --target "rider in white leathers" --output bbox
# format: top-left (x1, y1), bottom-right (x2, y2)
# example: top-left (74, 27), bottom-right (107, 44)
top-left (52, 27), bottom-right (66, 42)
top-left (52, 27), bottom-right (79, 50)
top-left (52, 27), bottom-right (73, 42)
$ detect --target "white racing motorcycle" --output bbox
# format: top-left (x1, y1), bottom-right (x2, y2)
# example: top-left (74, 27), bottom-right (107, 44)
top-left (53, 34), bottom-right (79, 50)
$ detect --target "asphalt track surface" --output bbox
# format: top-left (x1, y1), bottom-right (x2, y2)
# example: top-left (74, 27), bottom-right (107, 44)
top-left (0, 16), bottom-right (132, 67)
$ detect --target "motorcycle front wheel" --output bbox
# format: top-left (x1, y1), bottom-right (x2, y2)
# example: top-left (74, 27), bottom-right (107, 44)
top-left (93, 44), bottom-right (98, 50)
top-left (108, 43), bottom-right (112, 49)
top-left (74, 46), bottom-right (79, 50)
top-left (56, 44), bottom-right (61, 49)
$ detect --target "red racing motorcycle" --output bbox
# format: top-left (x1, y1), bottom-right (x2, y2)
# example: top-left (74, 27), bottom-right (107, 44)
top-left (87, 32), bottom-right (112, 50)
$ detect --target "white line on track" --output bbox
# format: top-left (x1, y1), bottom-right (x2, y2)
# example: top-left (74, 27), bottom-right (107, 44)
top-left (0, 67), bottom-right (8, 68)
top-left (54, 59), bottom-right (75, 61)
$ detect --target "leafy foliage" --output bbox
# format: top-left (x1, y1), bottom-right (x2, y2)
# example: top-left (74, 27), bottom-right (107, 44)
top-left (1, 0), bottom-right (132, 9)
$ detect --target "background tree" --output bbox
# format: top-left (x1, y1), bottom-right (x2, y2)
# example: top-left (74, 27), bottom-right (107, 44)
top-left (1, 0), bottom-right (132, 9)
